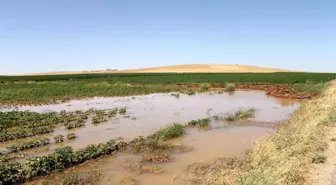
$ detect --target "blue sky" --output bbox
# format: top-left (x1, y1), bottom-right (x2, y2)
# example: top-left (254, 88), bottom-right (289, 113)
top-left (0, 0), bottom-right (335, 74)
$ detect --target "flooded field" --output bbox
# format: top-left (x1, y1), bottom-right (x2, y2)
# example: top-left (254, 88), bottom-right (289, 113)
top-left (0, 91), bottom-right (301, 185)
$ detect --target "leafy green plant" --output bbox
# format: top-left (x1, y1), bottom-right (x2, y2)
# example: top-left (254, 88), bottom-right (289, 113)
top-left (150, 123), bottom-right (185, 141)
top-left (225, 84), bottom-right (235, 92)
top-left (0, 163), bottom-right (23, 184)
top-left (54, 134), bottom-right (64, 143)
top-left (67, 133), bottom-right (76, 140)
top-left (186, 118), bottom-right (211, 127)
top-left (0, 126), bottom-right (54, 142)
top-left (108, 108), bottom-right (118, 117)
top-left (224, 108), bottom-right (256, 122)
top-left (119, 107), bottom-right (127, 115)
top-left (6, 138), bottom-right (50, 153)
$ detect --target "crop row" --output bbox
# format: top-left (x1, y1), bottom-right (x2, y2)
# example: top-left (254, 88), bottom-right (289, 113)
top-left (0, 126), bottom-right (54, 142)
top-left (0, 111), bottom-right (61, 130)
top-left (6, 138), bottom-right (50, 153)
top-left (0, 108), bottom-right (129, 141)
top-left (0, 140), bottom-right (127, 184)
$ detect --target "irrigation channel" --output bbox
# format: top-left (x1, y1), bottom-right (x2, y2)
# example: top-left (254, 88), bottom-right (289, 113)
top-left (0, 91), bottom-right (301, 185)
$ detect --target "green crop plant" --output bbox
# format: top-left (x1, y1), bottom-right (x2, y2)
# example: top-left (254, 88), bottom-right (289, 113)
top-left (108, 108), bottom-right (118, 117)
top-left (67, 133), bottom-right (77, 140)
top-left (119, 107), bottom-right (127, 115)
top-left (6, 138), bottom-right (50, 153)
top-left (0, 140), bottom-right (127, 184)
top-left (0, 163), bottom-right (23, 184)
top-left (225, 84), bottom-right (236, 92)
top-left (54, 134), bottom-right (64, 143)
top-left (186, 118), bottom-right (211, 127)
top-left (64, 122), bottom-right (85, 129)
top-left (0, 73), bottom-right (334, 105)
top-left (91, 115), bottom-right (107, 124)
top-left (0, 126), bottom-right (54, 142)
top-left (224, 108), bottom-right (256, 122)
top-left (150, 123), bottom-right (185, 141)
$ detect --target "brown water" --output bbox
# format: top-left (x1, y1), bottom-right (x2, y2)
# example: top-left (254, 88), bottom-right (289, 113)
top-left (0, 91), bottom-right (298, 152)
top-left (1, 91), bottom-right (300, 185)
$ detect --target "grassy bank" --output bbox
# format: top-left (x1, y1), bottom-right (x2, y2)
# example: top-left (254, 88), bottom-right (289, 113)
top-left (203, 83), bottom-right (336, 185)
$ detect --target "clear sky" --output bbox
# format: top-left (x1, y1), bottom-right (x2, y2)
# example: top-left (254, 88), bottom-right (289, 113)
top-left (0, 0), bottom-right (335, 74)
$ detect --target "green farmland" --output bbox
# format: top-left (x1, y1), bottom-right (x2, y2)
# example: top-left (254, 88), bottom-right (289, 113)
top-left (0, 72), bottom-right (335, 105)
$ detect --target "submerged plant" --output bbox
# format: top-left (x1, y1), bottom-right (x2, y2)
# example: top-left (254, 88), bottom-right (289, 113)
top-left (6, 138), bottom-right (50, 153)
top-left (108, 108), bottom-right (118, 118)
top-left (67, 133), bottom-right (77, 140)
top-left (224, 108), bottom-right (256, 122)
top-left (61, 171), bottom-right (102, 185)
top-left (54, 134), bottom-right (64, 143)
top-left (119, 107), bottom-right (127, 115)
top-left (171, 93), bottom-right (180, 98)
top-left (187, 118), bottom-right (211, 127)
top-left (150, 123), bottom-right (185, 141)
top-left (129, 136), bottom-right (170, 153)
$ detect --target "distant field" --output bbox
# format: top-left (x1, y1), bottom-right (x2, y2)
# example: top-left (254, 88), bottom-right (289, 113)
top-left (1, 72), bottom-right (335, 84)
top-left (0, 72), bottom-right (335, 105)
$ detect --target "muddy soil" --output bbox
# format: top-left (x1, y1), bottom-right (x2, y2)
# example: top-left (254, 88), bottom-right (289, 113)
top-left (184, 84), bottom-right (318, 99)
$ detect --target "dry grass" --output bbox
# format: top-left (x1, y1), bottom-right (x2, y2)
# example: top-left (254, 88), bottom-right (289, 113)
top-left (200, 84), bottom-right (336, 185)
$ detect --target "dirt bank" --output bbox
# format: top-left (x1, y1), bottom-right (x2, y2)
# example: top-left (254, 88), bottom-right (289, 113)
top-left (311, 80), bottom-right (336, 185)
top-left (184, 83), bottom-right (319, 99)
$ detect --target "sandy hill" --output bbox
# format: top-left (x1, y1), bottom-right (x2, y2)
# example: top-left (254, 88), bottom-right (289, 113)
top-left (122, 64), bottom-right (290, 73)
top-left (16, 64), bottom-right (291, 76)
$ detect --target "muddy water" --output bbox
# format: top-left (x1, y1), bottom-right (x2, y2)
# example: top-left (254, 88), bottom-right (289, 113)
top-left (0, 91), bottom-right (299, 157)
top-left (27, 125), bottom-right (274, 185)
top-left (3, 91), bottom-right (301, 184)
